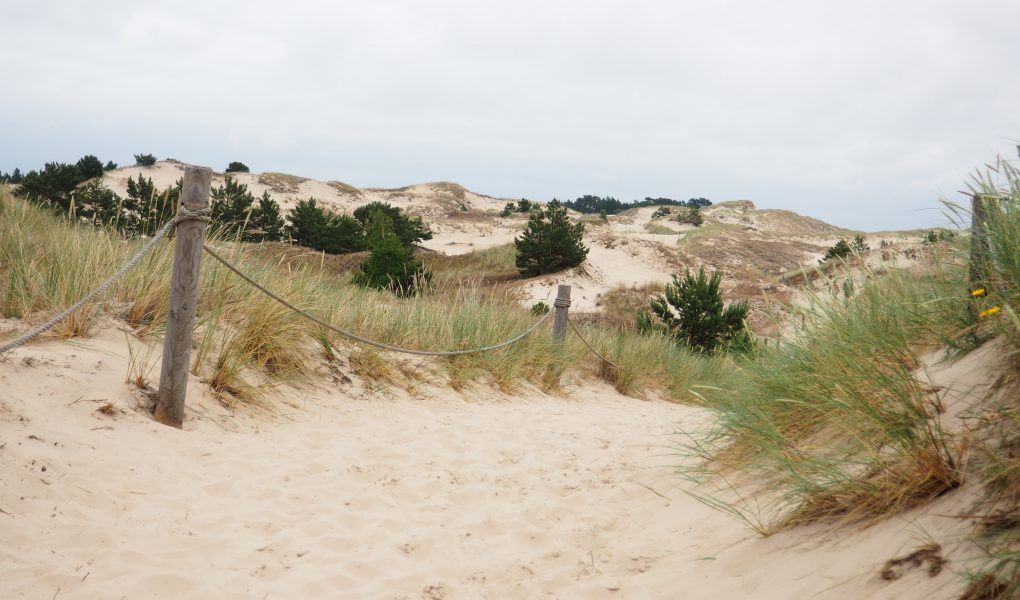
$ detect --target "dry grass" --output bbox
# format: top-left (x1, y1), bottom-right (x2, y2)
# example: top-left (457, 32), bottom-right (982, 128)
top-left (258, 172), bottom-right (309, 194)
top-left (678, 248), bottom-right (973, 534)
top-left (644, 222), bottom-right (678, 235)
top-left (0, 188), bottom-right (714, 408)
top-left (587, 283), bottom-right (664, 332)
top-left (327, 180), bottom-right (363, 197)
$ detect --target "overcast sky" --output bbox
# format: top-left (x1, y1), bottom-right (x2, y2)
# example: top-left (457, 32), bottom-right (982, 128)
top-left (2, 1), bottom-right (1017, 231)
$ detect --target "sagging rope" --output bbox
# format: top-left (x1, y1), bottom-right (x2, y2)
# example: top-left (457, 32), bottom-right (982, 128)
top-left (0, 207), bottom-right (211, 356)
top-left (567, 316), bottom-right (621, 372)
top-left (201, 243), bottom-right (552, 356)
top-left (2, 202), bottom-right (556, 360)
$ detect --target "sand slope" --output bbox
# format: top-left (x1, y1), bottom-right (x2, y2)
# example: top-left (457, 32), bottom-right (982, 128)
top-left (0, 325), bottom-right (993, 599)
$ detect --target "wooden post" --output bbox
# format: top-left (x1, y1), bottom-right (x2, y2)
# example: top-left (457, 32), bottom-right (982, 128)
top-left (552, 284), bottom-right (571, 344)
top-left (969, 192), bottom-right (990, 293)
top-left (155, 165), bottom-right (212, 428)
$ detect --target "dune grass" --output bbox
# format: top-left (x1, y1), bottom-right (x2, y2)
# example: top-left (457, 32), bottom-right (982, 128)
top-left (0, 186), bottom-right (713, 405)
top-left (943, 158), bottom-right (1020, 595)
top-left (10, 156), bottom-right (1020, 557)
top-left (678, 242), bottom-right (974, 534)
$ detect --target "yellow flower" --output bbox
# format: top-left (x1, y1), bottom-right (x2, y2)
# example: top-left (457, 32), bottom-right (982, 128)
top-left (979, 306), bottom-right (1001, 318)
top-left (971, 287), bottom-right (987, 298)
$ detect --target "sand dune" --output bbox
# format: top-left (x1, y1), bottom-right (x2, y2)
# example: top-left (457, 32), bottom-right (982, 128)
top-left (0, 325), bottom-right (991, 599)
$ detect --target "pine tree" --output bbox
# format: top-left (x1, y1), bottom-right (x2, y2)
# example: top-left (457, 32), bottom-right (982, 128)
top-left (641, 266), bottom-right (750, 354)
top-left (820, 239), bottom-right (853, 263)
top-left (123, 174), bottom-right (178, 236)
top-left (321, 213), bottom-right (367, 254)
top-left (72, 181), bottom-right (123, 227)
top-left (225, 161), bottom-right (250, 173)
top-left (15, 162), bottom-right (85, 212)
top-left (210, 176), bottom-right (257, 238)
top-left (352, 209), bottom-right (430, 295)
top-left (247, 191), bottom-right (285, 242)
top-left (514, 199), bottom-right (588, 276)
top-left (75, 155), bottom-right (105, 180)
top-left (352, 201), bottom-right (431, 249)
top-left (286, 199), bottom-right (329, 249)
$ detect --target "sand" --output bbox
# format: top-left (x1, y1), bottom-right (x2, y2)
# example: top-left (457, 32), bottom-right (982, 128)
top-left (0, 324), bottom-right (993, 599)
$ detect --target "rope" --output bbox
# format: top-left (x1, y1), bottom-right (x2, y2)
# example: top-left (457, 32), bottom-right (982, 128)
top-left (0, 207), bottom-right (210, 356)
top-left (567, 316), bottom-right (621, 371)
top-left (202, 243), bottom-right (552, 356)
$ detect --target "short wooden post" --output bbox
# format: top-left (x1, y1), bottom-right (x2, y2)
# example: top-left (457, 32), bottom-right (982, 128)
top-left (552, 284), bottom-right (571, 344)
top-left (969, 192), bottom-right (991, 293)
top-left (155, 165), bottom-right (212, 428)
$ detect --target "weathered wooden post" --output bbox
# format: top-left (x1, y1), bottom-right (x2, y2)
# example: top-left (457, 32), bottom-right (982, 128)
top-left (969, 192), bottom-right (991, 293)
top-left (155, 165), bottom-right (212, 428)
top-left (552, 284), bottom-right (571, 344)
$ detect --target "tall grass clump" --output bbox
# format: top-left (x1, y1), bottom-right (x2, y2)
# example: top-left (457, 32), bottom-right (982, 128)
top-left (684, 253), bottom-right (972, 533)
top-left (0, 185), bottom-right (126, 337)
top-left (945, 158), bottom-right (1020, 596)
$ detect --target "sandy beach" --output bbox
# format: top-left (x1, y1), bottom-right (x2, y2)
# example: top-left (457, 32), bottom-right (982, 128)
top-left (0, 324), bottom-right (989, 599)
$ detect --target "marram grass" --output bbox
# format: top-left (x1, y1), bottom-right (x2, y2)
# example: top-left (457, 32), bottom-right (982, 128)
top-left (0, 187), bottom-right (709, 404)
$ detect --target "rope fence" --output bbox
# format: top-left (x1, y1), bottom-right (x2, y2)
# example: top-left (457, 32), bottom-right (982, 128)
top-left (1, 162), bottom-right (614, 425)
top-left (567, 316), bottom-right (621, 372)
top-left (202, 243), bottom-right (552, 356)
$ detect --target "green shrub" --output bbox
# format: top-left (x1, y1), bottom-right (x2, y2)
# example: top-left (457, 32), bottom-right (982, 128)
top-left (530, 301), bottom-right (550, 315)
top-left (514, 199), bottom-right (588, 276)
top-left (640, 266), bottom-right (749, 354)
top-left (286, 198), bottom-right (366, 253)
top-left (248, 192), bottom-right (285, 242)
top-left (72, 180), bottom-right (122, 227)
top-left (822, 235), bottom-right (869, 263)
top-left (122, 174), bottom-right (179, 237)
top-left (75, 155), bottom-right (105, 180)
top-left (286, 198), bottom-right (328, 248)
top-left (211, 176), bottom-right (258, 239)
top-left (225, 161), bottom-right (250, 173)
top-left (0, 168), bottom-right (23, 184)
top-left (352, 210), bottom-right (431, 295)
top-left (15, 162), bottom-right (84, 211)
top-left (652, 206), bottom-right (671, 219)
top-left (353, 201), bottom-right (431, 249)
top-left (676, 206), bottom-right (704, 227)
top-left (851, 234), bottom-right (869, 253)
top-left (134, 153), bottom-right (157, 167)
top-left (821, 239), bottom-right (852, 263)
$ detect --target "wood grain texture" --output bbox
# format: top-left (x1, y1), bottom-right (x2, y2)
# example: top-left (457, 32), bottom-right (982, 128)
top-left (155, 165), bottom-right (212, 428)
top-left (552, 284), bottom-right (571, 344)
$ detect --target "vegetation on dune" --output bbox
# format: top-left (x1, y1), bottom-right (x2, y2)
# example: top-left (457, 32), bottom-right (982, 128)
top-left (500, 198), bottom-right (533, 217)
top-left (134, 153), bottom-right (157, 167)
top-left (352, 209), bottom-right (432, 296)
top-left (352, 201), bottom-right (432, 249)
top-left (0, 185), bottom-right (717, 405)
top-left (676, 206), bottom-right (704, 227)
top-left (514, 199), bottom-right (589, 276)
top-left (947, 158), bottom-right (1020, 596)
top-left (638, 267), bottom-right (750, 355)
top-left (225, 161), bottom-right (250, 173)
top-left (210, 176), bottom-right (286, 242)
top-left (820, 234), bottom-right (869, 263)
top-left (9, 147), bottom-right (1020, 595)
top-left (563, 194), bottom-right (711, 215)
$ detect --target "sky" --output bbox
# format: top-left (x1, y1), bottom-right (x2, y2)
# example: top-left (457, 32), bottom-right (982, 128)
top-left (1, 0), bottom-right (1018, 231)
